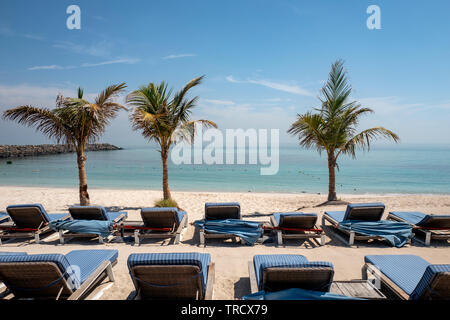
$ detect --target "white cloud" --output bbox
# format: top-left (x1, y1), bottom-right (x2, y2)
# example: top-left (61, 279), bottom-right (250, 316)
top-left (226, 75), bottom-right (312, 96)
top-left (28, 65), bottom-right (65, 71)
top-left (163, 53), bottom-right (197, 60)
top-left (0, 26), bottom-right (44, 41)
top-left (0, 84), bottom-right (100, 109)
top-left (53, 41), bottom-right (112, 58)
top-left (81, 58), bottom-right (140, 67)
top-left (203, 99), bottom-right (235, 105)
top-left (28, 59), bottom-right (139, 71)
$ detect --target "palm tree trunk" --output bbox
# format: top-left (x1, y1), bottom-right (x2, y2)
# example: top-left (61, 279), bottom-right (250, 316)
top-left (77, 149), bottom-right (90, 205)
top-left (327, 153), bottom-right (337, 201)
top-left (161, 149), bottom-right (171, 200)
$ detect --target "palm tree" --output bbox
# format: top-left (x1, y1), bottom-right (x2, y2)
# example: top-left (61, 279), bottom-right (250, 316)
top-left (288, 60), bottom-right (399, 202)
top-left (127, 76), bottom-right (216, 201)
top-left (2, 83), bottom-right (127, 205)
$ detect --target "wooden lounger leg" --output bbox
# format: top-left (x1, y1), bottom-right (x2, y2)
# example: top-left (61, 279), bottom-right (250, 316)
top-left (59, 229), bottom-right (65, 244)
top-left (320, 234), bottom-right (326, 246)
top-left (134, 230), bottom-right (140, 246)
top-left (105, 262), bottom-right (115, 282)
top-left (98, 236), bottom-right (104, 244)
top-left (276, 230), bottom-right (283, 245)
top-left (349, 231), bottom-right (355, 246)
top-left (425, 231), bottom-right (431, 246)
top-left (34, 232), bottom-right (40, 244)
top-left (199, 229), bottom-right (205, 246)
top-left (174, 233), bottom-right (181, 245)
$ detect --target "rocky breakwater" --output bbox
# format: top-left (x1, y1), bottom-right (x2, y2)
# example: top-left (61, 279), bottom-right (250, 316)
top-left (0, 143), bottom-right (122, 158)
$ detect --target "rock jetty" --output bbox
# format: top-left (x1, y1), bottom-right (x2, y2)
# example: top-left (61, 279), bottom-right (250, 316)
top-left (0, 143), bottom-right (122, 158)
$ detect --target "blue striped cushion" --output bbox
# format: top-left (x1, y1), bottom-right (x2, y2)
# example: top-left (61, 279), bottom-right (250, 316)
top-left (140, 207), bottom-right (184, 225)
top-left (0, 213), bottom-right (9, 224)
top-left (127, 252), bottom-right (211, 294)
top-left (205, 202), bottom-right (241, 219)
top-left (253, 255), bottom-right (333, 291)
top-left (6, 204), bottom-right (50, 222)
top-left (0, 253), bottom-right (81, 289)
top-left (65, 249), bottom-right (118, 283)
top-left (48, 213), bottom-right (69, 221)
top-left (106, 212), bottom-right (127, 222)
top-left (410, 264), bottom-right (450, 300)
top-left (364, 255), bottom-right (430, 297)
top-left (324, 211), bottom-right (346, 223)
top-left (0, 252), bottom-right (27, 256)
top-left (344, 203), bottom-right (385, 220)
top-left (272, 212), bottom-right (317, 226)
top-left (389, 212), bottom-right (427, 225)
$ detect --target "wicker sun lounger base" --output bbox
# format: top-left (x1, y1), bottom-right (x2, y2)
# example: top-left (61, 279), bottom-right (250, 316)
top-left (248, 261), bottom-right (384, 299)
top-left (58, 212), bottom-right (126, 244)
top-left (387, 213), bottom-right (450, 246)
top-left (322, 214), bottom-right (385, 247)
top-left (199, 231), bottom-right (241, 246)
top-left (362, 255), bottom-right (450, 300)
top-left (270, 215), bottom-right (326, 246)
top-left (122, 214), bottom-right (188, 245)
top-left (0, 250), bottom-right (118, 300)
top-left (0, 223), bottom-right (62, 245)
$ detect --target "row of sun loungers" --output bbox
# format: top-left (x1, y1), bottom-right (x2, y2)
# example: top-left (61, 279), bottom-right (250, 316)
top-left (0, 202), bottom-right (449, 246)
top-left (0, 251), bottom-right (448, 300)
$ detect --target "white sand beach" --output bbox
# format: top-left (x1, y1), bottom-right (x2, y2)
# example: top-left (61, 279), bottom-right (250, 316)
top-left (0, 186), bottom-right (449, 300)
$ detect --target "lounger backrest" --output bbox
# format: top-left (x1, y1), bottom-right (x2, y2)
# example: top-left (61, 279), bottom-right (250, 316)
top-left (6, 204), bottom-right (50, 228)
top-left (140, 207), bottom-right (179, 229)
top-left (205, 202), bottom-right (240, 220)
top-left (69, 206), bottom-right (108, 220)
top-left (279, 214), bottom-right (317, 229)
top-left (130, 265), bottom-right (203, 300)
top-left (262, 262), bottom-right (334, 293)
top-left (417, 215), bottom-right (450, 228)
top-left (0, 253), bottom-right (80, 299)
top-left (344, 203), bottom-right (385, 221)
top-left (410, 265), bottom-right (450, 300)
top-left (127, 253), bottom-right (211, 300)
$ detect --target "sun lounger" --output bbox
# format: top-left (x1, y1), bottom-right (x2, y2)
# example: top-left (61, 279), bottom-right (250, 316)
top-left (270, 212), bottom-right (326, 245)
top-left (248, 254), bottom-right (334, 294)
top-left (127, 252), bottom-right (215, 300)
top-left (248, 254), bottom-right (385, 300)
top-left (0, 204), bottom-right (70, 244)
top-left (0, 249), bottom-right (118, 300)
top-left (362, 254), bottom-right (450, 300)
top-left (388, 211), bottom-right (450, 246)
top-left (58, 206), bottom-right (127, 244)
top-left (199, 202), bottom-right (241, 245)
top-left (121, 207), bottom-right (188, 245)
top-left (322, 202), bottom-right (387, 246)
top-left (0, 213), bottom-right (10, 225)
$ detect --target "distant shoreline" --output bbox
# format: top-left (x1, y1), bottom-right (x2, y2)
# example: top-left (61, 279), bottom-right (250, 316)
top-left (0, 143), bottom-right (122, 158)
top-left (0, 184), bottom-right (447, 198)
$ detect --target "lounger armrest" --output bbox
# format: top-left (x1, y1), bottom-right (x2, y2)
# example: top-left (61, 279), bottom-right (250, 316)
top-left (270, 215), bottom-right (279, 228)
top-left (204, 262), bottom-right (215, 300)
top-left (363, 262), bottom-right (410, 300)
top-left (68, 260), bottom-right (114, 300)
top-left (113, 213), bottom-right (127, 223)
top-left (248, 261), bottom-right (258, 294)
top-left (177, 214), bottom-right (188, 233)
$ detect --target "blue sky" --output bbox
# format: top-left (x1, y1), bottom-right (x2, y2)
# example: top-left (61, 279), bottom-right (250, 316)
top-left (0, 0), bottom-right (449, 146)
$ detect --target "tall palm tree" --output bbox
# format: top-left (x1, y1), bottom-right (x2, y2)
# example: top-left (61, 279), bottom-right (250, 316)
top-left (288, 60), bottom-right (399, 202)
top-left (2, 83), bottom-right (127, 205)
top-left (127, 76), bottom-right (216, 201)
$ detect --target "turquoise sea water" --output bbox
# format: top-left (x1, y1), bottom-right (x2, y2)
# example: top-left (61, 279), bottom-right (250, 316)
top-left (0, 144), bottom-right (449, 195)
